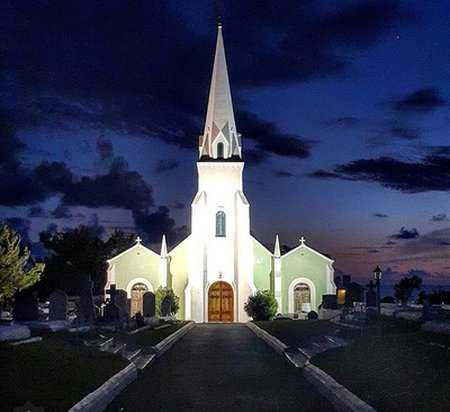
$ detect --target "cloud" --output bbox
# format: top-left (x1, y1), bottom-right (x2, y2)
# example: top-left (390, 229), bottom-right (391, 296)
top-left (323, 117), bottom-right (359, 127)
top-left (1, 1), bottom-right (408, 160)
top-left (3, 217), bottom-right (31, 242)
top-left (277, 171), bottom-right (294, 178)
top-left (173, 201), bottom-right (184, 210)
top-left (374, 213), bottom-right (389, 218)
top-left (390, 124), bottom-right (422, 140)
top-left (389, 227), bottom-right (419, 240)
top-left (28, 206), bottom-right (47, 218)
top-left (311, 149), bottom-right (450, 193)
top-left (386, 240), bottom-right (397, 245)
top-left (87, 213), bottom-right (105, 238)
top-left (368, 249), bottom-right (379, 254)
top-left (393, 88), bottom-right (446, 113)
top-left (0, 110), bottom-right (24, 166)
top-left (63, 158), bottom-right (154, 210)
top-left (132, 206), bottom-right (188, 244)
top-left (431, 214), bottom-right (449, 222)
top-left (237, 111), bottom-right (312, 159)
top-left (155, 160), bottom-right (179, 174)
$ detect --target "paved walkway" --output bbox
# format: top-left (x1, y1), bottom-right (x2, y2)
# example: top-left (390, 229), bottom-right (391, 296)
top-left (107, 323), bottom-right (331, 411)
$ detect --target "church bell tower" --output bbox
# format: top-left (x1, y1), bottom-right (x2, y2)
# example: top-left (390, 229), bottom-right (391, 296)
top-left (185, 22), bottom-right (255, 322)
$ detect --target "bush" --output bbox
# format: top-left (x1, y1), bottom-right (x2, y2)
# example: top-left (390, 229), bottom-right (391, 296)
top-left (307, 311), bottom-right (318, 320)
top-left (155, 287), bottom-right (180, 316)
top-left (244, 290), bottom-right (278, 321)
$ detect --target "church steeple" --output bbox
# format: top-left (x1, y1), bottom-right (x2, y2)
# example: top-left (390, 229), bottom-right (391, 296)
top-left (199, 22), bottom-right (242, 160)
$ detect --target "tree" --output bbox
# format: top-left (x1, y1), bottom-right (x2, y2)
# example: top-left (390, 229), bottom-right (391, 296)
top-left (0, 223), bottom-right (44, 304)
top-left (155, 286), bottom-right (180, 316)
top-left (394, 275), bottom-right (422, 306)
top-left (105, 230), bottom-right (136, 258)
top-left (244, 290), bottom-right (278, 321)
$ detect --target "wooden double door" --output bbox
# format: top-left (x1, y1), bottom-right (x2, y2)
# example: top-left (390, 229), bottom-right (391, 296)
top-left (208, 281), bottom-right (234, 322)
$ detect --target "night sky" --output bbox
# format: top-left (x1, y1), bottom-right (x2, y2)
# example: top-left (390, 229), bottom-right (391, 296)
top-left (1, 1), bottom-right (449, 287)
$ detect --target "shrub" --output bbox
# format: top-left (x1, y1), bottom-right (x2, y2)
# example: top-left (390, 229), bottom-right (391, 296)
top-left (155, 287), bottom-right (180, 316)
top-left (307, 310), bottom-right (318, 320)
top-left (244, 290), bottom-right (278, 321)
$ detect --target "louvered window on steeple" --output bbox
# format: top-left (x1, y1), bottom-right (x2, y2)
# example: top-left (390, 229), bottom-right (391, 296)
top-left (216, 211), bottom-right (226, 237)
top-left (217, 142), bottom-right (224, 158)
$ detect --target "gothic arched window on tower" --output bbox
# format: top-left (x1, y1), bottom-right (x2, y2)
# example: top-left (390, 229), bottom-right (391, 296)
top-left (217, 142), bottom-right (224, 159)
top-left (216, 211), bottom-right (226, 237)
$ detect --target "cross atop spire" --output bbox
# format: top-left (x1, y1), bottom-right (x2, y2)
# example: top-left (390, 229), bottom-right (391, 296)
top-left (199, 22), bottom-right (241, 160)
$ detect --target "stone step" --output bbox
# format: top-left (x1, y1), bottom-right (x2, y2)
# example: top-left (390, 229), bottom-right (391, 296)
top-left (98, 337), bottom-right (114, 351)
top-left (153, 323), bottom-right (172, 331)
top-left (104, 341), bottom-right (127, 355)
top-left (123, 347), bottom-right (142, 362)
top-left (133, 353), bottom-right (156, 370)
top-left (284, 351), bottom-right (309, 368)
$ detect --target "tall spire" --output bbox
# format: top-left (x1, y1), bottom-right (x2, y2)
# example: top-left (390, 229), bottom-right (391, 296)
top-left (274, 235), bottom-right (281, 258)
top-left (199, 22), bottom-right (241, 160)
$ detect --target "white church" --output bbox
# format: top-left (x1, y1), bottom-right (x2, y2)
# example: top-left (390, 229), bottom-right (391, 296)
top-left (105, 23), bottom-right (336, 322)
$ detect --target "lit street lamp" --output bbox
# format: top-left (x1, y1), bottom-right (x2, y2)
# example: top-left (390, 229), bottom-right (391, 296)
top-left (373, 265), bottom-right (383, 318)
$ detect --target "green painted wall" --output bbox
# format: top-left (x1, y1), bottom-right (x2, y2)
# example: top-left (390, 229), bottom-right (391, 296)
top-left (280, 246), bottom-right (330, 313)
top-left (168, 237), bottom-right (190, 320)
top-left (252, 238), bottom-right (272, 291)
top-left (112, 245), bottom-right (161, 293)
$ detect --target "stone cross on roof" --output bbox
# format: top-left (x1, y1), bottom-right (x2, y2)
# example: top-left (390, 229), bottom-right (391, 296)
top-left (135, 236), bottom-right (142, 244)
top-left (299, 236), bottom-right (306, 244)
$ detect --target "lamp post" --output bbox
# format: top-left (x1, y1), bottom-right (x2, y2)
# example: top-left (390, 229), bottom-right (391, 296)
top-left (373, 265), bottom-right (382, 318)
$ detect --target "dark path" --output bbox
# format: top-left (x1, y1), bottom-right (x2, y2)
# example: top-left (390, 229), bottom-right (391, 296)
top-left (107, 323), bottom-right (332, 411)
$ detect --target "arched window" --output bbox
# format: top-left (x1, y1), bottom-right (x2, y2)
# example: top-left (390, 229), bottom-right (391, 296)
top-left (293, 283), bottom-right (311, 313)
top-left (216, 211), bottom-right (226, 237)
top-left (217, 142), bottom-right (224, 158)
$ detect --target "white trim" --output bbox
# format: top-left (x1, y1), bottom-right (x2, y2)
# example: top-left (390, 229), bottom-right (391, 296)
top-left (205, 280), bottom-right (235, 322)
top-left (282, 243), bottom-right (334, 263)
top-left (125, 277), bottom-right (154, 298)
top-left (288, 277), bottom-right (317, 313)
top-left (107, 243), bottom-right (159, 263)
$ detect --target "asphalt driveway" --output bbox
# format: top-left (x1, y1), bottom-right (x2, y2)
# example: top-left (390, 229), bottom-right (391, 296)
top-left (107, 323), bottom-right (331, 411)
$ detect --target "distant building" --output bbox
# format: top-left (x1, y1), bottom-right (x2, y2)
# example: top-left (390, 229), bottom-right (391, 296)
top-left (105, 23), bottom-right (336, 322)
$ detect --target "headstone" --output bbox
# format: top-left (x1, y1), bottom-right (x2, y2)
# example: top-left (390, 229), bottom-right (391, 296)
top-left (13, 290), bottom-right (39, 322)
top-left (365, 280), bottom-right (377, 308)
top-left (115, 289), bottom-right (129, 319)
top-left (103, 300), bottom-right (120, 323)
top-left (307, 310), bottom-right (318, 320)
top-left (77, 277), bottom-right (96, 324)
top-left (49, 289), bottom-right (68, 321)
top-left (161, 297), bottom-right (171, 316)
top-left (143, 291), bottom-right (156, 318)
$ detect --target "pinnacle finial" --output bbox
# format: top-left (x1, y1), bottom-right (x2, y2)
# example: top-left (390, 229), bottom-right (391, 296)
top-left (274, 235), bottom-right (281, 258)
top-left (217, 15), bottom-right (222, 28)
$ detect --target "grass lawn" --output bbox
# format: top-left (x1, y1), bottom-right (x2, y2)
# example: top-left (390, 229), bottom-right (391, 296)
top-left (254, 319), bottom-right (356, 346)
top-left (0, 336), bottom-right (128, 412)
top-left (113, 321), bottom-right (190, 347)
top-left (256, 317), bottom-right (450, 411)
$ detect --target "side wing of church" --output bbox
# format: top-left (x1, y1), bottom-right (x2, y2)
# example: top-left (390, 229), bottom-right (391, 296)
top-left (105, 22), bottom-right (336, 322)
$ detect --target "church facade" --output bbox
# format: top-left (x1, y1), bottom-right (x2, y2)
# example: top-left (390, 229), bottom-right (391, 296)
top-left (105, 23), bottom-right (336, 322)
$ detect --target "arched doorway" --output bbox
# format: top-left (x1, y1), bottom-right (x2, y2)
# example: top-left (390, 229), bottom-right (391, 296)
top-left (208, 281), bottom-right (233, 322)
top-left (130, 283), bottom-right (148, 317)
top-left (293, 282), bottom-right (311, 313)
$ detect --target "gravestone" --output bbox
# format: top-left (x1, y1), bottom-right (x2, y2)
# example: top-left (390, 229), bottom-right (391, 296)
top-left (143, 291), bottom-right (156, 318)
top-left (161, 297), bottom-right (172, 316)
top-left (365, 280), bottom-right (377, 308)
top-left (13, 290), bottom-right (39, 322)
top-left (103, 300), bottom-right (120, 322)
top-left (49, 289), bottom-right (68, 321)
top-left (77, 277), bottom-right (96, 324)
top-left (115, 289), bottom-right (129, 319)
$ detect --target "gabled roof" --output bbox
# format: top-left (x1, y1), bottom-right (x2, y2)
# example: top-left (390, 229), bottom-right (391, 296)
top-left (107, 241), bottom-right (159, 263)
top-left (281, 241), bottom-right (334, 263)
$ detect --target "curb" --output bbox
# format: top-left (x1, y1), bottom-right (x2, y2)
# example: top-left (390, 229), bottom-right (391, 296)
top-left (68, 363), bottom-right (138, 412)
top-left (69, 321), bottom-right (194, 411)
top-left (246, 322), bottom-right (376, 412)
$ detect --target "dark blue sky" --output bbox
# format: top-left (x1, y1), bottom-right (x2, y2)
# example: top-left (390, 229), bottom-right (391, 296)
top-left (1, 1), bottom-right (449, 286)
